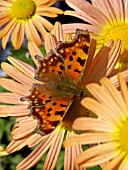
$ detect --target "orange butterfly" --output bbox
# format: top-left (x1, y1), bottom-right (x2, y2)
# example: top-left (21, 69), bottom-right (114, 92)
top-left (22, 30), bottom-right (90, 135)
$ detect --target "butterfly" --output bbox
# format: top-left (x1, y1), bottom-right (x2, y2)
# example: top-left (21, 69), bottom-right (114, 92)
top-left (22, 29), bottom-right (90, 135)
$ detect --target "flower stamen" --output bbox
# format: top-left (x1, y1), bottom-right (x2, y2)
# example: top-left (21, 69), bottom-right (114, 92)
top-left (11, 0), bottom-right (36, 19)
top-left (119, 119), bottom-right (128, 153)
top-left (99, 22), bottom-right (128, 69)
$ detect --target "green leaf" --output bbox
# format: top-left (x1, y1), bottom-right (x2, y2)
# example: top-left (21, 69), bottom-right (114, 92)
top-left (40, 45), bottom-right (46, 57)
top-left (87, 166), bottom-right (102, 170)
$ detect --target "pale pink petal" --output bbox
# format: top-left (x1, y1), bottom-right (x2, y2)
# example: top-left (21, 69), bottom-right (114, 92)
top-left (118, 155), bottom-right (128, 170)
top-left (0, 105), bottom-right (29, 117)
top-left (110, 69), bottom-right (128, 88)
top-left (0, 13), bottom-right (12, 26)
top-left (78, 151), bottom-right (120, 168)
top-left (65, 0), bottom-right (109, 25)
top-left (79, 38), bottom-right (96, 88)
top-left (7, 139), bottom-right (28, 153)
top-left (110, 0), bottom-right (125, 22)
top-left (32, 17), bottom-right (47, 40)
top-left (0, 93), bottom-right (23, 104)
top-left (45, 33), bottom-right (57, 53)
top-left (0, 19), bottom-right (16, 38)
top-left (64, 132), bottom-right (113, 146)
top-left (44, 129), bottom-right (65, 170)
top-left (103, 151), bottom-right (125, 170)
top-left (125, 0), bottom-right (128, 18)
top-left (72, 117), bottom-right (115, 132)
top-left (100, 77), bottom-right (128, 115)
top-left (24, 20), bottom-right (42, 47)
top-left (75, 142), bottom-right (118, 167)
top-left (7, 133), bottom-right (42, 153)
top-left (62, 23), bottom-right (101, 34)
top-left (86, 82), bottom-right (124, 117)
top-left (84, 40), bottom-right (121, 85)
top-left (0, 0), bottom-right (12, 7)
top-left (91, 0), bottom-right (117, 22)
top-left (11, 21), bottom-right (24, 50)
top-left (16, 130), bottom-right (57, 170)
top-left (37, 0), bottom-right (56, 6)
top-left (28, 133), bottom-right (44, 148)
top-left (81, 97), bottom-right (121, 123)
top-left (1, 21), bottom-right (17, 49)
top-left (118, 74), bottom-right (128, 108)
top-left (0, 78), bottom-right (30, 96)
top-left (11, 121), bottom-right (36, 140)
top-left (64, 11), bottom-right (103, 29)
top-left (28, 41), bottom-right (44, 67)
top-left (35, 15), bottom-right (53, 31)
top-left (52, 22), bottom-right (64, 42)
top-left (1, 62), bottom-right (35, 87)
top-left (64, 131), bottom-right (75, 170)
top-left (8, 56), bottom-right (35, 79)
top-left (64, 131), bottom-right (85, 170)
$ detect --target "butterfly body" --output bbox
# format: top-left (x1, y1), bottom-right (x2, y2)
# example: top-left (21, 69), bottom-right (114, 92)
top-left (40, 73), bottom-right (84, 99)
top-left (24, 30), bottom-right (90, 135)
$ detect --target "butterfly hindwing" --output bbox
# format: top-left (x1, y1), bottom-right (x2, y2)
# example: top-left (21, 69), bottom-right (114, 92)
top-left (24, 84), bottom-right (70, 135)
top-left (31, 99), bottom-right (70, 135)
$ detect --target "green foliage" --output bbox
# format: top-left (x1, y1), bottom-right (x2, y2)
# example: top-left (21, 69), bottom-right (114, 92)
top-left (87, 166), bottom-right (102, 170)
top-left (10, 46), bottom-right (35, 66)
top-left (40, 45), bottom-right (46, 57)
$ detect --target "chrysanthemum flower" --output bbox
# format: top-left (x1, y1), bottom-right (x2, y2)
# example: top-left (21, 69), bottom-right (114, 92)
top-left (0, 22), bottom-right (128, 170)
top-left (64, 0), bottom-right (128, 70)
top-left (0, 0), bottom-right (63, 50)
top-left (65, 74), bottom-right (128, 170)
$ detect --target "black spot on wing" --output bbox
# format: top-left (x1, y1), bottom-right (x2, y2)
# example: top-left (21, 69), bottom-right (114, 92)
top-left (55, 110), bottom-right (65, 116)
top-left (52, 102), bottom-right (57, 106)
top-left (69, 55), bottom-right (73, 61)
top-left (68, 65), bottom-right (71, 69)
top-left (72, 51), bottom-right (76, 55)
top-left (59, 64), bottom-right (64, 70)
top-left (77, 57), bottom-right (85, 66)
top-left (47, 108), bottom-right (52, 112)
top-left (47, 113), bottom-right (51, 117)
top-left (58, 71), bottom-right (63, 74)
top-left (45, 100), bottom-right (51, 103)
top-left (60, 104), bottom-right (67, 107)
top-left (74, 69), bottom-right (81, 74)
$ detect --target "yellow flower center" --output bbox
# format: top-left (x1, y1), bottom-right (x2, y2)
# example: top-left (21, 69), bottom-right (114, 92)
top-left (119, 119), bottom-right (128, 153)
top-left (11, 0), bottom-right (36, 19)
top-left (98, 22), bottom-right (128, 70)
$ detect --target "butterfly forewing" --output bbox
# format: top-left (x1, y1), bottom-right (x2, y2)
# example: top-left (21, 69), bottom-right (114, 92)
top-left (56, 30), bottom-right (90, 84)
top-left (35, 52), bottom-right (65, 81)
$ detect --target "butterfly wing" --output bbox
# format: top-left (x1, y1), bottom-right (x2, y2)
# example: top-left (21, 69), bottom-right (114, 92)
top-left (56, 29), bottom-right (90, 84)
top-left (25, 84), bottom-right (70, 135)
top-left (35, 52), bottom-right (65, 81)
top-left (25, 30), bottom-right (90, 135)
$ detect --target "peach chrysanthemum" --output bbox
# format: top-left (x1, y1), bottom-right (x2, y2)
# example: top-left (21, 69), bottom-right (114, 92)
top-left (64, 0), bottom-right (128, 70)
top-left (65, 74), bottom-right (128, 170)
top-left (0, 0), bottom-right (63, 50)
top-left (0, 22), bottom-right (128, 170)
